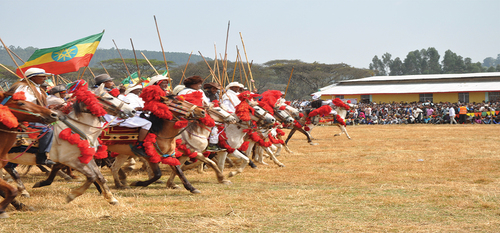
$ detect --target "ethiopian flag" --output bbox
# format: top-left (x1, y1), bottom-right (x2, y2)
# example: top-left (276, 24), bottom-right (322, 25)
top-left (16, 31), bottom-right (104, 77)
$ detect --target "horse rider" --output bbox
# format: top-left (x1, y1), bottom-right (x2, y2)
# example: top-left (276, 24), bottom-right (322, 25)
top-left (221, 82), bottom-right (244, 113)
top-left (8, 68), bottom-right (55, 165)
top-left (46, 84), bottom-right (67, 110)
top-left (203, 82), bottom-right (221, 102)
top-left (176, 76), bottom-right (224, 152)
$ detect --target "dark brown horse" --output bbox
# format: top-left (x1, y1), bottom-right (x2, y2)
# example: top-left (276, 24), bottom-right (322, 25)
top-left (0, 91), bottom-right (58, 218)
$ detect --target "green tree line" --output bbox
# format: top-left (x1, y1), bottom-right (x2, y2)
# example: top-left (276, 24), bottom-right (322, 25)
top-left (369, 48), bottom-right (500, 75)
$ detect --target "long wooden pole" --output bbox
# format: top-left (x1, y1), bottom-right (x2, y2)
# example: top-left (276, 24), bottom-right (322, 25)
top-left (87, 66), bottom-right (96, 78)
top-left (141, 52), bottom-right (160, 76)
top-left (154, 15), bottom-right (171, 80)
top-left (130, 38), bottom-right (141, 80)
top-left (0, 38), bottom-right (43, 105)
top-left (179, 51), bottom-right (192, 85)
top-left (0, 63), bottom-right (21, 78)
top-left (112, 39), bottom-right (132, 79)
top-left (198, 51), bottom-right (235, 107)
top-left (222, 21), bottom-right (230, 85)
top-left (100, 62), bottom-right (110, 76)
top-left (284, 67), bottom-right (294, 99)
top-left (239, 32), bottom-right (255, 92)
top-left (231, 52), bottom-right (239, 82)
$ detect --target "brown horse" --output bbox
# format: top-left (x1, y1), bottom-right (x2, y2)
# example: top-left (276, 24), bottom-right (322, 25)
top-left (106, 95), bottom-right (206, 193)
top-left (0, 91), bottom-right (58, 219)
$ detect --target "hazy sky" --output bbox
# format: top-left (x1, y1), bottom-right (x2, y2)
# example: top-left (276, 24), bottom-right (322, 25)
top-left (1, 0), bottom-right (499, 69)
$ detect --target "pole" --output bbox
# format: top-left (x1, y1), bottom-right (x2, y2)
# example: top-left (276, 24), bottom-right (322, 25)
top-left (100, 62), bottom-right (110, 76)
top-left (179, 51), bottom-right (192, 85)
top-left (130, 38), bottom-right (141, 80)
top-left (239, 32), bottom-right (255, 92)
top-left (284, 67), bottom-right (294, 99)
top-left (112, 39), bottom-right (132, 79)
top-left (141, 52), bottom-right (160, 76)
top-left (154, 15), bottom-right (171, 80)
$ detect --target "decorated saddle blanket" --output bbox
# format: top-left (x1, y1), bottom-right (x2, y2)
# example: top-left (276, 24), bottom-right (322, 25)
top-left (100, 126), bottom-right (140, 145)
top-left (8, 137), bottom-right (39, 154)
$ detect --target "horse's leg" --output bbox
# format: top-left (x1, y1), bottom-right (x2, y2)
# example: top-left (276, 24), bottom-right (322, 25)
top-left (238, 150), bottom-right (258, 169)
top-left (255, 145), bottom-right (268, 165)
top-left (277, 135), bottom-right (293, 153)
top-left (340, 125), bottom-right (352, 139)
top-left (169, 165), bottom-right (200, 194)
top-left (272, 144), bottom-right (282, 157)
top-left (0, 190), bottom-right (34, 211)
top-left (110, 155), bottom-right (130, 189)
top-left (0, 178), bottom-right (17, 218)
top-left (193, 153), bottom-right (231, 185)
top-left (284, 128), bottom-right (297, 144)
top-left (263, 146), bottom-right (285, 167)
top-left (87, 160), bottom-right (118, 205)
top-left (167, 156), bottom-right (188, 189)
top-left (214, 151), bottom-right (227, 172)
top-left (3, 167), bottom-right (30, 198)
top-left (297, 127), bottom-right (317, 145)
top-left (181, 160), bottom-right (203, 172)
top-left (32, 163), bottom-right (65, 188)
top-left (130, 161), bottom-right (161, 187)
top-left (227, 150), bottom-right (249, 177)
top-left (37, 165), bottom-right (50, 175)
top-left (225, 157), bottom-right (235, 168)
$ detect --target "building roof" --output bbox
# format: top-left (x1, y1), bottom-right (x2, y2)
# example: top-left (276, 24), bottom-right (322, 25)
top-left (314, 72), bottom-right (500, 96)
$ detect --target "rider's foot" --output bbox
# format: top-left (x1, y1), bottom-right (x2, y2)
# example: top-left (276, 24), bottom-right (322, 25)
top-left (131, 141), bottom-right (147, 157)
top-left (36, 153), bottom-right (56, 166)
top-left (206, 143), bottom-right (226, 152)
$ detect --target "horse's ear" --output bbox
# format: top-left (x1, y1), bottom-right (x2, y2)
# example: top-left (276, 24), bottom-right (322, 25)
top-left (160, 96), bottom-right (169, 102)
top-left (95, 83), bottom-right (105, 96)
top-left (0, 92), bottom-right (4, 100)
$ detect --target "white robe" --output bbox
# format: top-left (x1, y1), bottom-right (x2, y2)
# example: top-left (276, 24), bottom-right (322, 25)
top-left (221, 89), bottom-right (240, 113)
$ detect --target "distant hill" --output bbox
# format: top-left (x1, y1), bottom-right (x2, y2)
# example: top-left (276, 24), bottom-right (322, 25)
top-left (0, 46), bottom-right (207, 68)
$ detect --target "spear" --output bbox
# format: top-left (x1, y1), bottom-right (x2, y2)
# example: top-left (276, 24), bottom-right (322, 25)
top-left (284, 67), bottom-right (294, 99)
top-left (141, 52), bottom-right (160, 76)
top-left (231, 52), bottom-right (239, 82)
top-left (112, 39), bottom-right (132, 79)
top-left (239, 32), bottom-right (255, 91)
top-left (179, 51), bottom-right (192, 85)
top-left (154, 15), bottom-right (171, 80)
top-left (88, 66), bottom-right (96, 78)
top-left (0, 37), bottom-right (43, 105)
top-left (222, 21), bottom-right (230, 85)
top-left (100, 62), bottom-right (110, 76)
top-left (198, 51), bottom-right (235, 107)
top-left (130, 38), bottom-right (141, 80)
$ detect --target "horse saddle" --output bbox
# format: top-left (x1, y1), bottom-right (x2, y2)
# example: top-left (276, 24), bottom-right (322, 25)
top-left (8, 136), bottom-right (39, 154)
top-left (100, 126), bottom-right (140, 145)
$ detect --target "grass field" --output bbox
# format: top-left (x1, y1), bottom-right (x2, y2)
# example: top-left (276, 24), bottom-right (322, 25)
top-left (1, 124), bottom-right (500, 232)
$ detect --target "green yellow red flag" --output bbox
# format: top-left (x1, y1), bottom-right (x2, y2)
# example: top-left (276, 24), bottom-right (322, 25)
top-left (16, 31), bottom-right (104, 77)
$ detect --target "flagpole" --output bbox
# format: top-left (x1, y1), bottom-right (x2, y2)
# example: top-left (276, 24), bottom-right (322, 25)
top-left (179, 51), bottom-right (192, 85)
top-left (284, 67), bottom-right (294, 99)
top-left (112, 39), bottom-right (132, 79)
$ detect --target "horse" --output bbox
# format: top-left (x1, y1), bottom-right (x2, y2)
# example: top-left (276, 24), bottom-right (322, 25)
top-left (164, 103), bottom-right (237, 188)
top-left (105, 95), bottom-right (206, 193)
top-left (0, 91), bottom-right (58, 218)
top-left (6, 83), bottom-right (135, 206)
top-left (207, 104), bottom-right (277, 177)
top-left (331, 103), bottom-right (357, 139)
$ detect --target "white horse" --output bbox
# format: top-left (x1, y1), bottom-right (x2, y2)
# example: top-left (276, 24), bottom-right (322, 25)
top-left (331, 103), bottom-right (357, 139)
top-left (7, 84), bottom-right (135, 204)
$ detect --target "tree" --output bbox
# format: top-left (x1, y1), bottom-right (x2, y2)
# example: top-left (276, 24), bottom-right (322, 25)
top-left (442, 50), bottom-right (465, 74)
top-left (369, 55), bottom-right (386, 76)
top-left (101, 58), bottom-right (168, 82)
top-left (403, 50), bottom-right (422, 75)
top-left (389, 57), bottom-right (404, 76)
top-left (426, 47), bottom-right (441, 74)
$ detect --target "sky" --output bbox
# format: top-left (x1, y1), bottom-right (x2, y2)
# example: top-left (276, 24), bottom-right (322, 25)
top-left (1, 0), bottom-right (499, 69)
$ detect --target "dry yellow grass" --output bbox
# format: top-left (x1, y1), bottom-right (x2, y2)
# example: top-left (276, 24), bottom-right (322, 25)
top-left (1, 124), bottom-right (500, 232)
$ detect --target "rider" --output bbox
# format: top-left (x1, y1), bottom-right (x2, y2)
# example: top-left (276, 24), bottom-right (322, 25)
top-left (177, 76), bottom-right (224, 152)
top-left (221, 82), bottom-right (244, 113)
top-left (47, 84), bottom-right (67, 110)
top-left (8, 68), bottom-right (56, 165)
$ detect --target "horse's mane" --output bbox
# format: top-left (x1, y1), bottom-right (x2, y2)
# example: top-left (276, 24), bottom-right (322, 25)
top-left (147, 114), bottom-right (164, 134)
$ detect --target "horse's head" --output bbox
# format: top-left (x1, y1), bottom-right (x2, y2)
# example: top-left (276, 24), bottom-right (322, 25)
top-left (206, 102), bottom-right (236, 124)
top-left (251, 105), bottom-right (276, 126)
top-left (94, 84), bottom-right (136, 119)
top-left (161, 96), bottom-right (206, 120)
top-left (274, 108), bottom-right (294, 124)
top-left (283, 105), bottom-right (301, 120)
top-left (0, 92), bottom-right (58, 125)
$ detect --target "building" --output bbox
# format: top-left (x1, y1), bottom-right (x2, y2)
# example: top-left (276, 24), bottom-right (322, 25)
top-left (313, 72), bottom-right (500, 104)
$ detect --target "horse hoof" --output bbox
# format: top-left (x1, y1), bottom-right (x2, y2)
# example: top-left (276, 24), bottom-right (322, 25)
top-left (32, 182), bottom-right (42, 188)
top-left (66, 194), bottom-right (77, 203)
top-left (167, 184), bottom-right (181, 189)
top-left (20, 190), bottom-right (30, 198)
top-left (109, 198), bottom-right (119, 205)
top-left (16, 204), bottom-right (35, 211)
top-left (309, 142), bottom-right (319, 146)
top-left (279, 164), bottom-right (286, 167)
top-left (0, 212), bottom-right (9, 219)
top-left (334, 134), bottom-right (340, 137)
top-left (129, 181), bottom-right (138, 186)
top-left (228, 172), bottom-right (237, 177)
top-left (221, 180), bottom-right (232, 185)
top-left (191, 189), bottom-right (201, 194)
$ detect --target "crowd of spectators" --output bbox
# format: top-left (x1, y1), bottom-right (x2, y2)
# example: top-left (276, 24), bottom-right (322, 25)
top-left (290, 99), bottom-right (500, 125)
